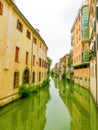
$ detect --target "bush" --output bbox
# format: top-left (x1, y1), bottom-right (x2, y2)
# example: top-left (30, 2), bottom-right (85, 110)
top-left (42, 77), bottom-right (50, 87)
top-left (18, 84), bottom-right (32, 98)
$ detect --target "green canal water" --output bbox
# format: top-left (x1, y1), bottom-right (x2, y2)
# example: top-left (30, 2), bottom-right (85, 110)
top-left (0, 78), bottom-right (98, 130)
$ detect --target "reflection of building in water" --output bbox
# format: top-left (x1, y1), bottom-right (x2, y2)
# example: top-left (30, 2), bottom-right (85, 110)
top-left (0, 87), bottom-right (50, 130)
top-left (52, 77), bottom-right (61, 89)
top-left (72, 84), bottom-right (98, 130)
top-left (90, 95), bottom-right (98, 130)
top-left (72, 85), bottom-right (90, 130)
top-left (58, 80), bottom-right (74, 117)
top-left (58, 79), bottom-right (98, 130)
top-left (74, 85), bottom-right (90, 112)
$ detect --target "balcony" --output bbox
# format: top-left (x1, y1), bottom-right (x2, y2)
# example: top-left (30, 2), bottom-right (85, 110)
top-left (82, 50), bottom-right (90, 63)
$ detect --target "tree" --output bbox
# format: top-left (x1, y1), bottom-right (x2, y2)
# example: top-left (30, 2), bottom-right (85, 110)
top-left (47, 57), bottom-right (52, 73)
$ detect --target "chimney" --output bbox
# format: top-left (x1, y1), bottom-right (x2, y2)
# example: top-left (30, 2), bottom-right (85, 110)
top-left (11, 0), bottom-right (16, 3)
top-left (35, 28), bottom-right (40, 33)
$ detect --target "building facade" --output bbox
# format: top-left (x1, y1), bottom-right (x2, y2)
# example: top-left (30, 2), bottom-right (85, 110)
top-left (66, 50), bottom-right (74, 81)
top-left (89, 0), bottom-right (98, 106)
top-left (96, 0), bottom-right (98, 107)
top-left (0, 0), bottom-right (48, 107)
top-left (71, 1), bottom-right (90, 89)
top-left (59, 54), bottom-right (69, 78)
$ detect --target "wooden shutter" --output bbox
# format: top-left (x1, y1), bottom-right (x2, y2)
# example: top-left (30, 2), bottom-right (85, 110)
top-left (0, 2), bottom-right (3, 15)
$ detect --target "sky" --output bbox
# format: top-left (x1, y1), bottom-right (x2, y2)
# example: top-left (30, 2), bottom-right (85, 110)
top-left (15, 0), bottom-right (83, 68)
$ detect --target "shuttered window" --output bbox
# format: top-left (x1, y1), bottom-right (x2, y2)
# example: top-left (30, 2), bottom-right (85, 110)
top-left (27, 30), bottom-right (31, 39)
top-left (17, 19), bottom-right (23, 32)
top-left (0, 1), bottom-right (3, 15)
top-left (26, 51), bottom-right (29, 64)
top-left (15, 47), bottom-right (19, 62)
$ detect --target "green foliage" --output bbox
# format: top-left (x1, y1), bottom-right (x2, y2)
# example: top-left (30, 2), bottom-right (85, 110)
top-left (18, 77), bottom-right (50, 98)
top-left (18, 84), bottom-right (32, 98)
top-left (50, 71), bottom-right (54, 77)
top-left (42, 77), bottom-right (50, 87)
top-left (47, 57), bottom-right (52, 73)
top-left (47, 57), bottom-right (52, 66)
top-left (61, 73), bottom-right (66, 79)
top-left (89, 50), bottom-right (94, 60)
top-left (68, 58), bottom-right (73, 65)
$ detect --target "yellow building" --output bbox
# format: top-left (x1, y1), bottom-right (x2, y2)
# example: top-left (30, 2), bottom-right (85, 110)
top-left (32, 30), bottom-right (48, 85)
top-left (71, 0), bottom-right (90, 89)
top-left (0, 0), bottom-right (48, 107)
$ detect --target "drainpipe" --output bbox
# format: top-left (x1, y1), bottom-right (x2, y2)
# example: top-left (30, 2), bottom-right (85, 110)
top-left (96, 2), bottom-right (98, 107)
top-left (31, 31), bottom-right (34, 85)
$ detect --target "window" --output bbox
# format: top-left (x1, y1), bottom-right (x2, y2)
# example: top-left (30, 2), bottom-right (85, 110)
top-left (15, 47), bottom-right (19, 62)
top-left (39, 72), bottom-right (41, 82)
top-left (33, 37), bottom-right (37, 44)
top-left (26, 52), bottom-right (29, 64)
top-left (42, 61), bottom-right (43, 67)
top-left (39, 58), bottom-right (41, 67)
top-left (27, 30), bottom-right (31, 39)
top-left (33, 55), bottom-right (35, 66)
top-left (13, 71), bottom-right (19, 88)
top-left (17, 19), bottom-right (23, 32)
top-left (23, 69), bottom-right (29, 84)
top-left (32, 72), bottom-right (35, 83)
top-left (0, 2), bottom-right (3, 15)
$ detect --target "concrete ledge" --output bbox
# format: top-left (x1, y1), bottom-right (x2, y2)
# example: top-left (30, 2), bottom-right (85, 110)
top-left (0, 93), bottom-right (19, 108)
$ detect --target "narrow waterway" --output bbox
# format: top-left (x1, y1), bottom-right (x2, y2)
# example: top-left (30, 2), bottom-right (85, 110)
top-left (0, 77), bottom-right (98, 130)
top-left (44, 79), bottom-right (71, 130)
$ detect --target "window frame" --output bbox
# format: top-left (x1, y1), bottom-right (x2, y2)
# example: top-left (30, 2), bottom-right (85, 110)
top-left (0, 1), bottom-right (3, 15)
top-left (26, 51), bottom-right (29, 64)
top-left (13, 71), bottom-right (19, 88)
top-left (33, 37), bottom-right (37, 44)
top-left (26, 29), bottom-right (31, 39)
top-left (17, 19), bottom-right (23, 32)
top-left (15, 47), bottom-right (19, 62)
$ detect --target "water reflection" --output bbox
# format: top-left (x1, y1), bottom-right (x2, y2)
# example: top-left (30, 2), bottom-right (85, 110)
top-left (44, 79), bottom-right (71, 130)
top-left (0, 86), bottom-right (50, 130)
top-left (0, 78), bottom-right (98, 130)
top-left (55, 78), bottom-right (98, 130)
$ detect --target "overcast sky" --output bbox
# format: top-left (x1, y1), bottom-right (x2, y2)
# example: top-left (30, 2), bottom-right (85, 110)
top-left (16, 0), bottom-right (83, 68)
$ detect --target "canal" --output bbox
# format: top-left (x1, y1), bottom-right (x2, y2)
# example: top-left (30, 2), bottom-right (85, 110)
top-left (0, 77), bottom-right (98, 130)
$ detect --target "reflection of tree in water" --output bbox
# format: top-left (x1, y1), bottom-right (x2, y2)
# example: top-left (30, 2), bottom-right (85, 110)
top-left (52, 77), bottom-right (62, 89)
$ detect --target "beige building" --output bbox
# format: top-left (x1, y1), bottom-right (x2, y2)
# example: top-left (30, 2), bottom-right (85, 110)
top-left (59, 54), bottom-right (69, 77)
top-left (71, 0), bottom-right (90, 89)
top-left (0, 0), bottom-right (48, 107)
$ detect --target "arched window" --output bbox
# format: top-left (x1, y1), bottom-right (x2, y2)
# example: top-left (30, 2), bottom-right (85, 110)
top-left (23, 68), bottom-right (29, 84)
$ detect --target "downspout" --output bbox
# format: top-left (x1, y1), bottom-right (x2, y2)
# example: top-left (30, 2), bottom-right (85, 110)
top-left (96, 1), bottom-right (98, 106)
top-left (31, 31), bottom-right (34, 84)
